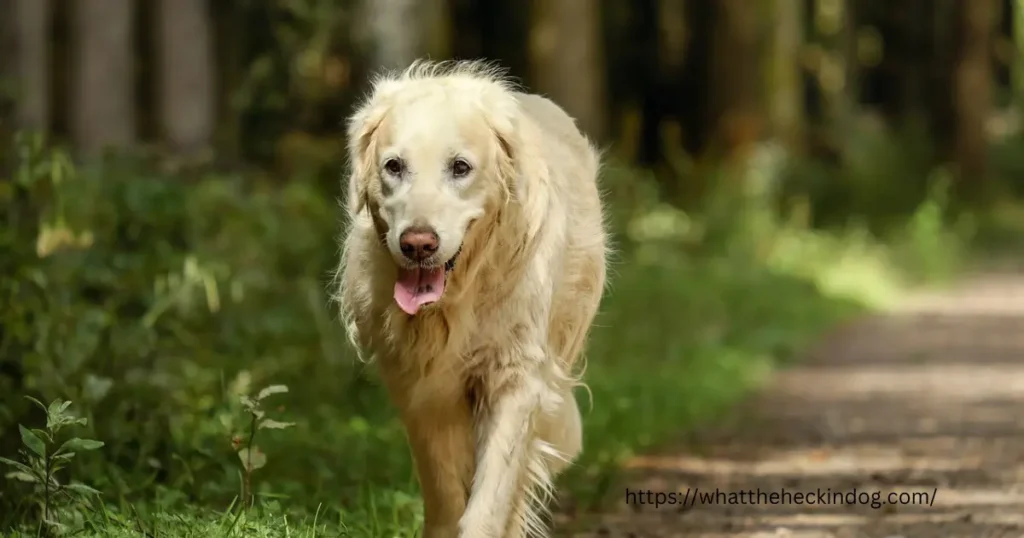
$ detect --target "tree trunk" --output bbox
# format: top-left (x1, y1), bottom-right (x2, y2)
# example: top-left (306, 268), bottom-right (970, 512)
top-left (767, 0), bottom-right (804, 147)
top-left (707, 0), bottom-right (763, 160)
top-left (678, 0), bottom-right (714, 157)
top-left (422, 0), bottom-right (451, 62)
top-left (0, 0), bottom-right (12, 125)
top-left (0, 0), bottom-right (11, 160)
top-left (654, 0), bottom-right (688, 158)
top-left (951, 0), bottom-right (996, 195)
top-left (359, 0), bottom-right (449, 72)
top-left (874, 0), bottom-right (936, 128)
top-left (635, 0), bottom-right (683, 167)
top-left (529, 0), bottom-right (608, 142)
top-left (155, 0), bottom-right (214, 157)
top-left (806, 0), bottom-right (859, 157)
top-left (72, 0), bottom-right (135, 157)
top-left (822, 0), bottom-right (857, 131)
top-left (12, 0), bottom-right (50, 132)
top-left (657, 0), bottom-right (688, 75)
top-left (1014, 0), bottom-right (1024, 110)
top-left (209, 0), bottom-right (244, 160)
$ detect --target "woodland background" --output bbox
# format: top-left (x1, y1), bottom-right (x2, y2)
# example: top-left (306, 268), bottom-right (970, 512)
top-left (1, 0), bottom-right (1022, 536)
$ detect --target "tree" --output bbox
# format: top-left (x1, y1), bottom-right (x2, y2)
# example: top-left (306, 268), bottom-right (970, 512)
top-left (767, 0), bottom-right (805, 148)
top-left (156, 0), bottom-right (214, 157)
top-left (878, 0), bottom-right (934, 126)
top-left (632, 0), bottom-right (688, 168)
top-left (12, 0), bottom-right (50, 133)
top-left (0, 0), bottom-right (13, 124)
top-left (706, 0), bottom-right (763, 160)
top-left (528, 0), bottom-right (608, 142)
top-left (949, 0), bottom-right (996, 196)
top-left (1014, 0), bottom-right (1024, 111)
top-left (72, 0), bottom-right (136, 156)
top-left (358, 0), bottom-right (449, 72)
top-left (631, 0), bottom-right (690, 198)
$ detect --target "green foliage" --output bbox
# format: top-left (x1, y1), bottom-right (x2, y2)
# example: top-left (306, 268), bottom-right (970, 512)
top-left (779, 116), bottom-right (940, 229)
top-left (0, 133), bottom-right (404, 531)
top-left (1, 397), bottom-right (104, 536)
top-left (236, 384), bottom-right (296, 510)
top-left (889, 169), bottom-right (975, 282)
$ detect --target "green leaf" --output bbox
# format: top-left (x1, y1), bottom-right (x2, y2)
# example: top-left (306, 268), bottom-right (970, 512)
top-left (65, 483), bottom-right (102, 496)
top-left (19, 425), bottom-right (45, 458)
top-left (33, 428), bottom-right (51, 443)
top-left (23, 395), bottom-right (47, 413)
top-left (5, 471), bottom-right (38, 483)
top-left (50, 413), bottom-right (87, 431)
top-left (237, 447), bottom-right (267, 472)
top-left (47, 399), bottom-right (71, 418)
top-left (57, 438), bottom-right (104, 455)
top-left (256, 385), bottom-right (288, 401)
top-left (239, 396), bottom-right (257, 410)
top-left (258, 419), bottom-right (295, 430)
top-left (45, 400), bottom-right (73, 431)
top-left (0, 457), bottom-right (37, 477)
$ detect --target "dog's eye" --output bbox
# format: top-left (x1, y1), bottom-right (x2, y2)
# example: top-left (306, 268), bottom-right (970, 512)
top-left (451, 159), bottom-right (472, 178)
top-left (383, 158), bottom-right (404, 176)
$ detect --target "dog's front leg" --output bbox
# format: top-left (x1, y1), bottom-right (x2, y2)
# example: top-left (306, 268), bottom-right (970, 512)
top-left (459, 369), bottom-right (548, 538)
top-left (404, 400), bottom-right (476, 538)
top-left (387, 378), bottom-right (476, 538)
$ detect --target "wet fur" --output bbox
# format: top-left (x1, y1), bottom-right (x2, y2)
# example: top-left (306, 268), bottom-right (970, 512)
top-left (333, 60), bottom-right (609, 538)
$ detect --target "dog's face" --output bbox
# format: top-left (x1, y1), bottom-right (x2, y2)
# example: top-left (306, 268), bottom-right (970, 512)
top-left (348, 85), bottom-right (513, 315)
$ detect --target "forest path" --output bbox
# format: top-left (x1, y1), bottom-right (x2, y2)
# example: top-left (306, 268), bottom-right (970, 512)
top-left (563, 268), bottom-right (1024, 538)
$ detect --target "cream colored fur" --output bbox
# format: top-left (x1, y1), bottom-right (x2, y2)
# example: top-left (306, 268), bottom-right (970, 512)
top-left (334, 59), bottom-right (608, 538)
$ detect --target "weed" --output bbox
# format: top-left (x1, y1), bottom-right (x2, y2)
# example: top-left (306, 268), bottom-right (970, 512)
top-left (0, 397), bottom-right (104, 535)
top-left (234, 384), bottom-right (296, 511)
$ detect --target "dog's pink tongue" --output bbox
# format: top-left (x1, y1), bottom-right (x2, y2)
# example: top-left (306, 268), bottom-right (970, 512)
top-left (394, 267), bottom-right (446, 315)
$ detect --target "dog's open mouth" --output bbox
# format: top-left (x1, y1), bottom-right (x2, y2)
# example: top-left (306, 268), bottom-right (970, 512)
top-left (393, 247), bottom-right (461, 316)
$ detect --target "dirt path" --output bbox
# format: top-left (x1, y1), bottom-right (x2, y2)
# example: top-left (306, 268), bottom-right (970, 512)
top-left (563, 269), bottom-right (1024, 538)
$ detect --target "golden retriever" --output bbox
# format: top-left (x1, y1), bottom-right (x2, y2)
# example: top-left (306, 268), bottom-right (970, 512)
top-left (334, 59), bottom-right (608, 538)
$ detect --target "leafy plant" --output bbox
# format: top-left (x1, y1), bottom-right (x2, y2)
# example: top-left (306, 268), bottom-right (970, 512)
top-left (234, 384), bottom-right (296, 510)
top-left (0, 397), bottom-right (104, 535)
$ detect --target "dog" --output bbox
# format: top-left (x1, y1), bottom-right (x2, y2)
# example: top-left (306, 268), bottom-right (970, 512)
top-left (334, 59), bottom-right (608, 538)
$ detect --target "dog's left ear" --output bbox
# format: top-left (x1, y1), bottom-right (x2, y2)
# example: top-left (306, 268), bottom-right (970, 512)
top-left (487, 99), bottom-right (551, 240)
top-left (491, 127), bottom-right (517, 186)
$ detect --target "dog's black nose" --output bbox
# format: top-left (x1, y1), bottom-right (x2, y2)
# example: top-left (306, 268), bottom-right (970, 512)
top-left (399, 226), bottom-right (440, 261)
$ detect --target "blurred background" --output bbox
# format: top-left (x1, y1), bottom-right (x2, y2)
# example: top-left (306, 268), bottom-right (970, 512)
top-left (1, 0), bottom-right (1023, 536)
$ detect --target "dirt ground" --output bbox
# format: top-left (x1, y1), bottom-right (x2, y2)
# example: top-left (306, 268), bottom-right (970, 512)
top-left (561, 269), bottom-right (1024, 537)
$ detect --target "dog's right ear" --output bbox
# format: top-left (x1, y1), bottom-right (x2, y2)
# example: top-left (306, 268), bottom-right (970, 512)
top-left (344, 82), bottom-right (397, 217)
top-left (345, 106), bottom-right (382, 216)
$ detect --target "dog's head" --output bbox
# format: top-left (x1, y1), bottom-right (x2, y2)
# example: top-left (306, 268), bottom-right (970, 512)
top-left (344, 61), bottom-right (525, 316)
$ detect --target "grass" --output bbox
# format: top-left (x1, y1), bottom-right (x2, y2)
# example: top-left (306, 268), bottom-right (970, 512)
top-left (0, 135), bottom-right (972, 537)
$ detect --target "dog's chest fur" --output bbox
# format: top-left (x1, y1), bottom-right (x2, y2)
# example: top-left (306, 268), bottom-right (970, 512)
top-left (377, 301), bottom-right (523, 411)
